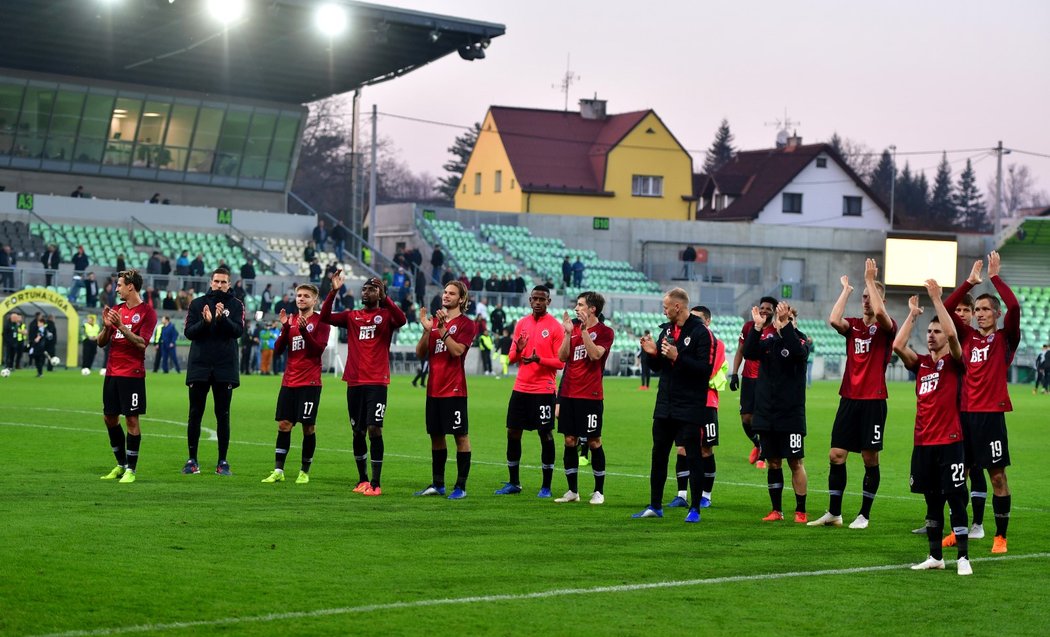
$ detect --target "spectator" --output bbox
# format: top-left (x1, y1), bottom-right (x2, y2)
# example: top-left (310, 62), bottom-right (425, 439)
top-left (572, 256), bottom-right (584, 287)
top-left (430, 243), bottom-right (444, 284)
top-left (429, 291), bottom-right (442, 315)
top-left (340, 287), bottom-right (355, 313)
top-left (260, 283), bottom-right (274, 315)
top-left (469, 271), bottom-right (484, 292)
top-left (513, 271), bottom-right (526, 305)
top-left (144, 285), bottom-right (160, 308)
top-left (158, 254), bottom-right (171, 290)
top-left (81, 313), bottom-right (100, 370)
top-left (162, 291), bottom-right (177, 310)
top-left (240, 320), bottom-right (260, 375)
top-left (149, 192), bottom-right (161, 204)
top-left (485, 273), bottom-right (500, 305)
top-left (490, 303), bottom-right (506, 335)
top-left (240, 257), bottom-right (256, 294)
top-left (84, 272), bottom-right (99, 308)
top-left (457, 272), bottom-right (469, 288)
top-left (115, 254), bottom-right (127, 274)
top-left (408, 246), bottom-right (423, 275)
top-left (40, 244), bottom-right (60, 286)
top-left (475, 298), bottom-right (489, 322)
top-left (392, 267), bottom-right (409, 302)
top-left (308, 258), bottom-right (322, 283)
top-left (231, 279), bottom-right (247, 304)
top-left (331, 220), bottom-right (347, 262)
top-left (478, 327), bottom-right (494, 375)
top-left (68, 245), bottom-right (90, 303)
top-left (393, 246), bottom-right (407, 269)
top-left (176, 289), bottom-right (193, 310)
top-left (414, 266), bottom-right (427, 309)
top-left (102, 280), bottom-right (116, 307)
top-left (70, 185), bottom-right (85, 198)
top-left (175, 250), bottom-right (191, 276)
top-left (275, 293), bottom-right (293, 317)
top-left (312, 218), bottom-right (328, 249)
top-left (0, 244), bottom-right (16, 292)
top-left (303, 240), bottom-right (317, 264)
top-left (562, 256), bottom-right (572, 289)
top-left (189, 253), bottom-right (205, 278)
top-left (499, 274), bottom-right (512, 306)
top-left (159, 315), bottom-right (180, 373)
top-left (259, 321), bottom-right (277, 375)
top-left (146, 251), bottom-right (163, 288)
top-left (682, 245), bottom-right (697, 279)
top-left (440, 266), bottom-right (454, 286)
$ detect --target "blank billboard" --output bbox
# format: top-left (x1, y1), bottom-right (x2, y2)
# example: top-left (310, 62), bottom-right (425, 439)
top-left (884, 237), bottom-right (958, 287)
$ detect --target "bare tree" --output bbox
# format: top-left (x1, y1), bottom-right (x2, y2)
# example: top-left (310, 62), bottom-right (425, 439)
top-left (985, 163), bottom-right (1049, 217)
top-left (828, 132), bottom-right (877, 181)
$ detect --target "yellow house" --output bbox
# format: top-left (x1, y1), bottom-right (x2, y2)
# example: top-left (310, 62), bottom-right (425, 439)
top-left (454, 99), bottom-right (695, 220)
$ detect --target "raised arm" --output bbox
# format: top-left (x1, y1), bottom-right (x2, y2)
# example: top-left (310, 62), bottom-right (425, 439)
top-left (987, 251), bottom-right (1020, 349)
top-left (865, 258), bottom-right (893, 332)
top-left (829, 275), bottom-right (853, 334)
top-left (944, 259), bottom-right (981, 333)
top-left (925, 279), bottom-right (961, 361)
top-left (558, 313), bottom-right (573, 363)
top-left (892, 295), bottom-right (923, 369)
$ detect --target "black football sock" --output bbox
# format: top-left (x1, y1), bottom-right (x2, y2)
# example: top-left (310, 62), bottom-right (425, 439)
top-left (432, 448), bottom-right (447, 488)
top-left (925, 493), bottom-right (946, 560)
top-left (767, 467), bottom-right (784, 512)
top-left (702, 454), bottom-right (716, 496)
top-left (948, 490), bottom-right (970, 560)
top-left (369, 435), bottom-right (384, 488)
top-left (301, 432), bottom-right (316, 473)
top-left (214, 384), bottom-right (233, 463)
top-left (795, 493), bottom-right (807, 514)
top-left (352, 431), bottom-right (369, 484)
top-left (993, 494), bottom-right (1011, 538)
top-left (970, 469), bottom-right (988, 526)
top-left (564, 445), bottom-right (579, 493)
top-left (742, 420), bottom-right (760, 447)
top-left (507, 436), bottom-right (522, 485)
top-left (107, 424), bottom-right (126, 466)
top-left (275, 430), bottom-right (291, 470)
top-left (125, 433), bottom-right (141, 471)
top-left (828, 462), bottom-right (846, 516)
top-left (591, 445), bottom-right (606, 494)
top-left (540, 434), bottom-right (555, 490)
top-left (675, 454), bottom-right (689, 492)
top-left (186, 421), bottom-right (200, 462)
top-left (859, 464), bottom-right (880, 518)
top-left (455, 451), bottom-right (471, 490)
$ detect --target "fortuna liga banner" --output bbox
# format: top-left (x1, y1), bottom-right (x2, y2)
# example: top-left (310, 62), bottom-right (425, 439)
top-left (1, 287), bottom-right (80, 366)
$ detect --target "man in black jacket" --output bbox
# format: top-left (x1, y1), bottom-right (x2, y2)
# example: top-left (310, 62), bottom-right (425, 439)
top-left (634, 287), bottom-right (714, 522)
top-left (40, 244), bottom-right (60, 286)
top-left (182, 267), bottom-right (245, 476)
top-left (744, 302), bottom-right (810, 523)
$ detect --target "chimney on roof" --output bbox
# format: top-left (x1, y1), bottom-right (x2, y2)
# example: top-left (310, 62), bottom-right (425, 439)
top-left (579, 96), bottom-right (607, 120)
top-left (785, 131), bottom-right (803, 149)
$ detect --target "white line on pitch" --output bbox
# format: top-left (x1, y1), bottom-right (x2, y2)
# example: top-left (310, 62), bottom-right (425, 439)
top-left (31, 552), bottom-right (1050, 637)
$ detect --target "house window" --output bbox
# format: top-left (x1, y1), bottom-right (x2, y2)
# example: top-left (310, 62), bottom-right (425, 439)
top-left (714, 194), bottom-right (728, 211)
top-left (632, 175), bottom-right (663, 197)
top-left (511, 179), bottom-right (516, 190)
top-left (816, 157), bottom-right (827, 168)
top-left (474, 172), bottom-right (482, 195)
top-left (461, 183), bottom-right (466, 194)
top-left (494, 170), bottom-right (502, 193)
top-left (782, 192), bottom-right (803, 213)
top-left (843, 196), bottom-right (862, 216)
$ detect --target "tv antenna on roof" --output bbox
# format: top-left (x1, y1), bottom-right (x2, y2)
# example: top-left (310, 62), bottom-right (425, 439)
top-left (552, 54), bottom-right (580, 112)
top-left (765, 109), bottom-right (800, 147)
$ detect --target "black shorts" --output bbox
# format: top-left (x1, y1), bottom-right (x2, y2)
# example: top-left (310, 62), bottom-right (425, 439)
top-left (759, 431), bottom-right (805, 460)
top-left (275, 385), bottom-right (323, 426)
top-left (961, 412), bottom-right (1011, 469)
top-left (653, 417), bottom-right (701, 447)
top-left (700, 407), bottom-right (719, 447)
top-left (347, 385), bottom-right (388, 432)
top-left (910, 442), bottom-right (967, 494)
top-left (506, 390), bottom-right (556, 431)
top-left (102, 376), bottom-right (147, 417)
top-left (739, 376), bottom-right (757, 415)
top-left (426, 397), bottom-right (469, 436)
top-left (830, 398), bottom-right (887, 452)
top-left (557, 397), bottom-right (603, 438)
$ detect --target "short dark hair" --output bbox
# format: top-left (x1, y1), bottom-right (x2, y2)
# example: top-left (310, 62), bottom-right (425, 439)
top-left (976, 293), bottom-right (1001, 312)
top-left (692, 305), bottom-right (711, 321)
top-left (929, 316), bottom-right (940, 325)
top-left (577, 291), bottom-right (605, 315)
top-left (957, 293), bottom-right (975, 309)
top-left (118, 269), bottom-right (143, 291)
top-left (531, 285), bottom-right (551, 296)
top-left (759, 296), bottom-right (778, 307)
top-left (211, 267), bottom-right (231, 279)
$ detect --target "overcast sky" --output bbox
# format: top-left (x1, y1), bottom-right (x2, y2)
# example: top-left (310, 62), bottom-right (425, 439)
top-left (359, 0), bottom-right (1050, 205)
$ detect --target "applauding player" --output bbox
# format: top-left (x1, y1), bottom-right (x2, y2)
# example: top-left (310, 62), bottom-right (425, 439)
top-left (894, 282), bottom-right (972, 575)
top-left (414, 281), bottom-right (476, 499)
top-left (262, 285), bottom-right (330, 485)
top-left (554, 292), bottom-right (614, 505)
top-left (321, 272), bottom-right (406, 496)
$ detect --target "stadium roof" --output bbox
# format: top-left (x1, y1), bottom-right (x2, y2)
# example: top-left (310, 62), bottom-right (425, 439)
top-left (487, 106), bottom-right (651, 195)
top-left (0, 0), bottom-right (505, 104)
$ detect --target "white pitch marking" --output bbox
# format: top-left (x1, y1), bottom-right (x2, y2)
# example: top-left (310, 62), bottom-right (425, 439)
top-left (19, 406), bottom-right (218, 440)
top-left (32, 552), bottom-right (1050, 637)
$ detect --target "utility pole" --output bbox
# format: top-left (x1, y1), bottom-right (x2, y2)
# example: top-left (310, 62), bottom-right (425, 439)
top-left (888, 145), bottom-right (897, 228)
top-left (369, 104), bottom-right (378, 232)
top-left (994, 140), bottom-right (1004, 239)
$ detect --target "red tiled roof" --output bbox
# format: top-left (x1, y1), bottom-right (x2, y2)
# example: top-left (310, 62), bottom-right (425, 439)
top-left (487, 106), bottom-right (650, 194)
top-left (697, 143), bottom-right (890, 222)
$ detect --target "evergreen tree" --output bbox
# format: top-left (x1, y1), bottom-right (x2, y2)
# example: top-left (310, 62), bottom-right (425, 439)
top-left (437, 122), bottom-right (482, 202)
top-left (913, 172), bottom-right (930, 219)
top-left (869, 149), bottom-right (895, 209)
top-left (828, 132), bottom-right (844, 158)
top-left (703, 118), bottom-right (736, 173)
top-left (929, 153), bottom-right (956, 227)
top-left (953, 159), bottom-right (988, 230)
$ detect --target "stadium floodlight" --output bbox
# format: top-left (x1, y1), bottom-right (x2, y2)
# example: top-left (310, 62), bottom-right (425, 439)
top-left (315, 3), bottom-right (348, 37)
top-left (207, 0), bottom-right (246, 25)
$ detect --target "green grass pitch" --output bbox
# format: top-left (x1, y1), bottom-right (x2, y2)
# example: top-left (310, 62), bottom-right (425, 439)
top-left (2, 370), bottom-right (1048, 636)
